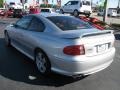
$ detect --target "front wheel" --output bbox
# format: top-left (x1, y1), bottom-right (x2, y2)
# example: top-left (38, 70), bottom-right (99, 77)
top-left (35, 50), bottom-right (51, 76)
top-left (60, 9), bottom-right (64, 14)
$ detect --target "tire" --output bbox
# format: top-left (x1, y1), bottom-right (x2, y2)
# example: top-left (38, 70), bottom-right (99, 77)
top-left (108, 14), bottom-right (110, 17)
top-left (85, 13), bottom-right (91, 18)
top-left (60, 9), bottom-right (64, 14)
top-left (35, 49), bottom-right (51, 76)
top-left (4, 32), bottom-right (11, 47)
top-left (73, 10), bottom-right (79, 17)
top-left (97, 13), bottom-right (100, 16)
top-left (13, 15), bottom-right (15, 18)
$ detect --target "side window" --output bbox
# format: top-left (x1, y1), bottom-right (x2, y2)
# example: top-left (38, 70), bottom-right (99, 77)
top-left (66, 1), bottom-right (71, 6)
top-left (16, 16), bottom-right (32, 29)
top-left (71, 1), bottom-right (78, 5)
top-left (28, 17), bottom-right (45, 32)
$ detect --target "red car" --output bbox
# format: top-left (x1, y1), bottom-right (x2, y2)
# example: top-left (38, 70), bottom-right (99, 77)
top-left (7, 8), bottom-right (14, 16)
top-left (79, 16), bottom-right (110, 30)
top-left (0, 10), bottom-right (5, 16)
top-left (29, 8), bottom-right (40, 14)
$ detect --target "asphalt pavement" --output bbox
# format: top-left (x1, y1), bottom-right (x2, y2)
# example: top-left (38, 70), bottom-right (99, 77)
top-left (0, 17), bottom-right (120, 90)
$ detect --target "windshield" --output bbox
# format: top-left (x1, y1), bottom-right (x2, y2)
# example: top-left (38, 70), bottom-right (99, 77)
top-left (112, 10), bottom-right (117, 12)
top-left (47, 16), bottom-right (93, 31)
top-left (82, 1), bottom-right (90, 6)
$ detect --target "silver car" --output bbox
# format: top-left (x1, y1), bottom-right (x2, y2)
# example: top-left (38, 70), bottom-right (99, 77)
top-left (4, 13), bottom-right (115, 77)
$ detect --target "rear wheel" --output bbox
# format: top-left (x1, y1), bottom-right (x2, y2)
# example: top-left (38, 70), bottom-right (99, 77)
top-left (85, 13), bottom-right (91, 18)
top-left (35, 49), bottom-right (51, 76)
top-left (73, 10), bottom-right (79, 17)
top-left (4, 32), bottom-right (11, 47)
top-left (97, 13), bottom-right (100, 16)
top-left (108, 14), bottom-right (110, 17)
top-left (60, 9), bottom-right (64, 14)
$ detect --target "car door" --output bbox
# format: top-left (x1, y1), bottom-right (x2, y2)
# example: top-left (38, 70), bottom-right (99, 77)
top-left (69, 1), bottom-right (79, 12)
top-left (63, 1), bottom-right (71, 13)
top-left (10, 16), bottom-right (33, 52)
top-left (19, 16), bottom-right (46, 57)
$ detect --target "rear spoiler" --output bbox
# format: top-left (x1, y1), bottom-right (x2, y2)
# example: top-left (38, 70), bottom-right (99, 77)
top-left (81, 30), bottom-right (113, 38)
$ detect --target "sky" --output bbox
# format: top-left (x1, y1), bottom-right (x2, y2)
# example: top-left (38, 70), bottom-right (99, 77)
top-left (5, 0), bottom-right (120, 8)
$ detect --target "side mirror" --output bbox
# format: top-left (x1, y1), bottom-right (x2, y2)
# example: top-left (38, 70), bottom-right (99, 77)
top-left (10, 23), bottom-right (18, 27)
top-left (10, 23), bottom-right (15, 27)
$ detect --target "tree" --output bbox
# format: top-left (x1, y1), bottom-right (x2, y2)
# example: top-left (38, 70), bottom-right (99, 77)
top-left (0, 0), bottom-right (3, 8)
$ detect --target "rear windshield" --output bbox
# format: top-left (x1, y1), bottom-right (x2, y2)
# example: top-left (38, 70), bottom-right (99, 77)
top-left (47, 16), bottom-right (92, 31)
top-left (41, 9), bottom-right (50, 12)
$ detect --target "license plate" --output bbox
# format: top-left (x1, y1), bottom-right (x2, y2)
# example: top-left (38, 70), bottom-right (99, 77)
top-left (97, 44), bottom-right (106, 52)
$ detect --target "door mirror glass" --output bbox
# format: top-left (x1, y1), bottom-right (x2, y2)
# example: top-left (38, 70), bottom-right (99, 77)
top-left (10, 23), bottom-right (17, 27)
top-left (14, 24), bottom-right (18, 27)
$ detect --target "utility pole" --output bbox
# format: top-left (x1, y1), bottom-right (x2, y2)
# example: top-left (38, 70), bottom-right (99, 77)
top-left (117, 0), bottom-right (120, 13)
top-left (52, 0), bottom-right (54, 7)
top-left (103, 0), bottom-right (108, 22)
top-left (22, 0), bottom-right (25, 12)
top-left (118, 0), bottom-right (120, 8)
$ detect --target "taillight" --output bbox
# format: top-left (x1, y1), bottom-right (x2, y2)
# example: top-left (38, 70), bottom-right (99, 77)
top-left (63, 45), bottom-right (85, 56)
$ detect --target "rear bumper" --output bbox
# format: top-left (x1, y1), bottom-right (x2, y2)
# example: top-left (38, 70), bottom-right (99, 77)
top-left (79, 12), bottom-right (91, 15)
top-left (78, 10), bottom-right (91, 15)
top-left (111, 14), bottom-right (117, 17)
top-left (50, 48), bottom-right (115, 76)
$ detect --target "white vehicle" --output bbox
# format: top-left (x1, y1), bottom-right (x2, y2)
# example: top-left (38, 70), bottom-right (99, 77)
top-left (98, 9), bottom-right (118, 17)
top-left (60, 0), bottom-right (92, 17)
top-left (108, 9), bottom-right (117, 17)
top-left (9, 2), bottom-right (29, 9)
top-left (40, 8), bottom-right (56, 13)
top-left (97, 9), bottom-right (104, 16)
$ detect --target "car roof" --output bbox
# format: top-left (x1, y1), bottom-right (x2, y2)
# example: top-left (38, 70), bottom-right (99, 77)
top-left (39, 13), bottom-right (70, 17)
top-left (41, 8), bottom-right (54, 10)
top-left (69, 0), bottom-right (80, 1)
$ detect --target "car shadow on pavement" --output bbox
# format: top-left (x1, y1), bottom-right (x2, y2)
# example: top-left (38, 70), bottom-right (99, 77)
top-left (0, 38), bottom-right (88, 87)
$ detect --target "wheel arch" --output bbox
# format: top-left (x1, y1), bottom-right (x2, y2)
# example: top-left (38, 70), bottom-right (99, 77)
top-left (4, 30), bottom-right (7, 34)
top-left (34, 47), bottom-right (50, 62)
top-left (74, 9), bottom-right (78, 11)
top-left (73, 9), bottom-right (79, 13)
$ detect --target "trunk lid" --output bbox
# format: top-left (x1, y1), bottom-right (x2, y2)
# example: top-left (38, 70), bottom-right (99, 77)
top-left (55, 28), bottom-right (114, 56)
